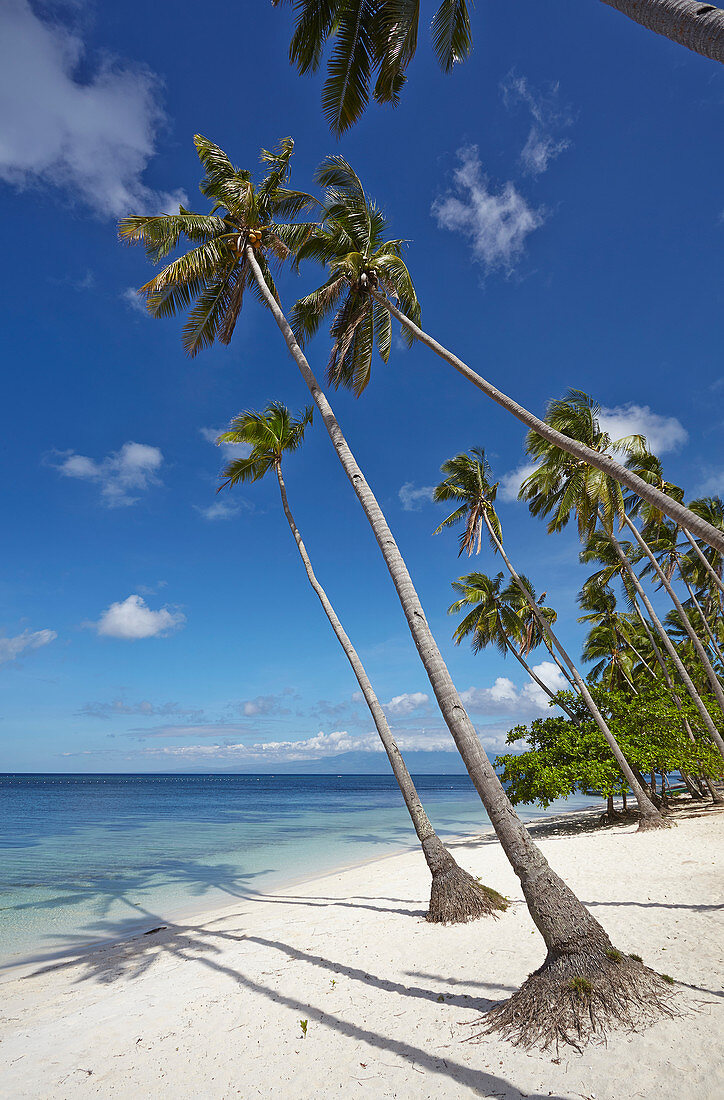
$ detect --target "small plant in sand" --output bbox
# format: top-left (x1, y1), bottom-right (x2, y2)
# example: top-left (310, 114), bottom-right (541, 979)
top-left (299, 1019), bottom-right (308, 1038)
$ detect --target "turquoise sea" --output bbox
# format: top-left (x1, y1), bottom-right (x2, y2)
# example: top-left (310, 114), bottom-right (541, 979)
top-left (0, 773), bottom-right (601, 970)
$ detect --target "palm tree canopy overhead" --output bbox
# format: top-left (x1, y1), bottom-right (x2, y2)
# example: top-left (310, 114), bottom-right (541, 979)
top-left (450, 571), bottom-right (557, 657)
top-left (291, 156), bottom-right (420, 395)
top-left (272, 0), bottom-right (473, 135)
top-left (433, 446), bottom-right (502, 556)
top-left (217, 402), bottom-right (314, 488)
top-left (118, 136), bottom-right (320, 357)
top-left (519, 390), bottom-right (648, 539)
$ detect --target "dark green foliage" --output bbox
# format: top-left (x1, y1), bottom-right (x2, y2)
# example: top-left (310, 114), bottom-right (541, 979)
top-left (273, 0), bottom-right (473, 135)
top-left (495, 687), bottom-right (722, 808)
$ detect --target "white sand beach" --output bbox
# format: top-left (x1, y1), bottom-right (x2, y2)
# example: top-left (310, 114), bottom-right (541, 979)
top-left (1, 805), bottom-right (722, 1100)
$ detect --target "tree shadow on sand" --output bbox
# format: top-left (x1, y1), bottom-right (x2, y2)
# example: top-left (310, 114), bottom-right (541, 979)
top-left (18, 915), bottom-right (568, 1100)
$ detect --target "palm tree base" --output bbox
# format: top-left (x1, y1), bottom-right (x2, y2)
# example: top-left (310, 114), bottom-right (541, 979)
top-left (474, 949), bottom-right (677, 1051)
top-left (637, 812), bottom-right (672, 831)
top-left (422, 836), bottom-right (508, 924)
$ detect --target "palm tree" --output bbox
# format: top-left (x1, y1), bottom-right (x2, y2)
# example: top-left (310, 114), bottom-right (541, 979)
top-left (519, 390), bottom-right (724, 762)
top-left (295, 162), bottom-right (724, 553)
top-left (121, 135), bottom-right (673, 1048)
top-left (274, 0), bottom-right (724, 133)
top-left (291, 158), bottom-right (420, 395)
top-left (433, 446), bottom-right (666, 828)
top-left (272, 0), bottom-right (473, 134)
top-left (684, 497), bottom-right (724, 594)
top-left (217, 401), bottom-right (504, 924)
top-left (448, 571), bottom-right (578, 720)
top-left (578, 586), bottom-right (639, 693)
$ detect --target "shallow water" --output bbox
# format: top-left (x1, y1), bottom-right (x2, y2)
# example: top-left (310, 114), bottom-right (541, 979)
top-left (0, 773), bottom-right (600, 968)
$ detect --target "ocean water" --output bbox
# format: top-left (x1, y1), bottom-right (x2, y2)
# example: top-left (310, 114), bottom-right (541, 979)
top-left (0, 773), bottom-right (600, 969)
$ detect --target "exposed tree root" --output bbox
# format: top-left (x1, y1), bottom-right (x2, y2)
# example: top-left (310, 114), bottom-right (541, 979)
top-left (637, 812), bottom-right (672, 831)
top-left (473, 949), bottom-right (678, 1051)
top-left (426, 858), bottom-right (509, 925)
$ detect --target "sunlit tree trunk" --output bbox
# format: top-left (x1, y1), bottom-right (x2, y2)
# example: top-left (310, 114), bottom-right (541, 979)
top-left (683, 528), bottom-right (724, 595)
top-left (273, 461), bottom-right (504, 923)
top-left (622, 515), bottom-right (724, 721)
top-left (600, 0), bottom-right (724, 63)
top-left (374, 293), bottom-right (724, 554)
top-left (247, 248), bottom-right (663, 1043)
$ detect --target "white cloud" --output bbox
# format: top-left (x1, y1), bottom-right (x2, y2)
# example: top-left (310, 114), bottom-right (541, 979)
top-left (501, 73), bottom-right (572, 176)
top-left (461, 666), bottom-right (564, 717)
top-left (120, 287), bottom-right (148, 316)
top-left (52, 441), bottom-right (163, 507)
top-left (382, 692), bottom-right (430, 717)
top-left (92, 595), bottom-right (185, 640)
top-left (195, 500), bottom-right (241, 521)
top-left (432, 146), bottom-right (545, 276)
top-left (0, 0), bottom-right (186, 218)
top-left (0, 628), bottom-right (56, 665)
top-left (598, 403), bottom-right (688, 456)
top-left (399, 482), bottom-right (435, 511)
top-left (520, 660), bottom-right (569, 708)
top-left (497, 462), bottom-right (537, 502)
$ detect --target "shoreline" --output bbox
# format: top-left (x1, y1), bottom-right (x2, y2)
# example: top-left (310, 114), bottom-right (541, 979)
top-left (0, 799), bottom-right (610, 983)
top-left (1, 799), bottom-right (722, 1098)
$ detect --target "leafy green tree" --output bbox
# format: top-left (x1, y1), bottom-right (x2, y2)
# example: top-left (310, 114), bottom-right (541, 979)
top-left (433, 445), bottom-right (665, 827)
top-left (274, 0), bottom-right (724, 134)
top-left (217, 401), bottom-right (503, 923)
top-left (496, 689), bottom-right (722, 816)
top-left (121, 135), bottom-right (673, 1048)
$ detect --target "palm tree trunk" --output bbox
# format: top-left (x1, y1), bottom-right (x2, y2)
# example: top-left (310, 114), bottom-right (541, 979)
top-left (373, 292), bottom-right (724, 554)
top-left (682, 579), bottom-right (724, 667)
top-left (503, 636), bottom-right (580, 722)
top-left (600, 0), bottom-right (724, 63)
top-left (683, 529), bottom-right (724, 595)
top-left (600, 517), bottom-right (724, 761)
top-left (480, 512), bottom-right (666, 829)
top-left (247, 247), bottom-right (669, 1044)
top-left (274, 461), bottom-right (504, 923)
top-left (621, 515), bottom-right (724, 721)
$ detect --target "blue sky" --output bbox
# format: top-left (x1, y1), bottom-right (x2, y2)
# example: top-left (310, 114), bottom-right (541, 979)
top-left (1, 0), bottom-right (722, 772)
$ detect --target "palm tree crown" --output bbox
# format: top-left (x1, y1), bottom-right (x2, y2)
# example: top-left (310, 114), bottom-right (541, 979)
top-left (118, 136), bottom-right (319, 356)
top-left (273, 0), bottom-right (473, 135)
top-left (292, 157), bottom-right (420, 395)
top-left (519, 390), bottom-right (648, 539)
top-left (432, 447), bottom-right (502, 555)
top-left (217, 402), bottom-right (314, 487)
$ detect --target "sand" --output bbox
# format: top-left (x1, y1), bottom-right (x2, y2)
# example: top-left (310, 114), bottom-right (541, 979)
top-left (1, 804), bottom-right (722, 1099)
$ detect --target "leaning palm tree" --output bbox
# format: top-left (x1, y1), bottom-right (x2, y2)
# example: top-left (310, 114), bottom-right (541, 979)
top-left (121, 135), bottom-right (675, 1048)
top-left (294, 159), bottom-right (724, 553)
top-left (578, 586), bottom-right (639, 694)
top-left (433, 446), bottom-right (666, 828)
top-left (449, 571), bottom-right (578, 720)
top-left (217, 401), bottom-right (505, 924)
top-left (274, 0), bottom-right (724, 134)
top-left (520, 391), bottom-right (724, 762)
